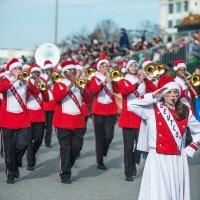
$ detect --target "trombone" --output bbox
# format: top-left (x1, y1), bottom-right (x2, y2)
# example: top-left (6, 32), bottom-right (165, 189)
top-left (76, 78), bottom-right (87, 89)
top-left (37, 81), bottom-right (47, 91)
top-left (19, 70), bottom-right (30, 81)
top-left (85, 67), bottom-right (95, 80)
top-left (144, 63), bottom-right (158, 78)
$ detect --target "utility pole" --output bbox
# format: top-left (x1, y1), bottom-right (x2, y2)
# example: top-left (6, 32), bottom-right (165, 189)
top-left (54, 0), bottom-right (58, 45)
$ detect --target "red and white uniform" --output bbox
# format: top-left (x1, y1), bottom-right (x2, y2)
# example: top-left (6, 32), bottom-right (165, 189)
top-left (118, 74), bottom-right (145, 128)
top-left (128, 93), bottom-right (200, 200)
top-left (53, 78), bottom-right (90, 129)
top-left (89, 71), bottom-right (118, 115)
top-left (0, 77), bottom-right (40, 129)
top-left (27, 78), bottom-right (49, 122)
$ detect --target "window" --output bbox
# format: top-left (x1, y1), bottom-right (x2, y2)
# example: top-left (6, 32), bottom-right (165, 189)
top-left (168, 20), bottom-right (173, 28)
top-left (176, 2), bottom-right (181, 12)
top-left (184, 1), bottom-right (188, 11)
top-left (168, 3), bottom-right (173, 14)
top-left (176, 19), bottom-right (181, 25)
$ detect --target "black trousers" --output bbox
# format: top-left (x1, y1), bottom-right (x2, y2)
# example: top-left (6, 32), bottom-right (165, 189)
top-left (2, 128), bottom-right (29, 176)
top-left (123, 128), bottom-right (140, 176)
top-left (44, 111), bottom-right (54, 146)
top-left (27, 122), bottom-right (45, 167)
top-left (93, 115), bottom-right (116, 164)
top-left (57, 128), bottom-right (84, 179)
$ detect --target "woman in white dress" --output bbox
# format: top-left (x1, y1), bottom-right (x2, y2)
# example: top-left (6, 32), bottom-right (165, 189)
top-left (128, 75), bottom-right (200, 200)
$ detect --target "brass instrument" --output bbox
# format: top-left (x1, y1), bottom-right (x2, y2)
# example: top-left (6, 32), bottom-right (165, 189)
top-left (186, 71), bottom-right (200, 86)
top-left (76, 78), bottom-right (87, 89)
top-left (111, 70), bottom-right (123, 81)
top-left (157, 64), bottom-right (165, 75)
top-left (85, 67), bottom-right (95, 80)
top-left (38, 81), bottom-right (47, 91)
top-left (51, 72), bottom-right (62, 83)
top-left (20, 70), bottom-right (30, 81)
top-left (144, 63), bottom-right (158, 77)
top-left (35, 43), bottom-right (60, 68)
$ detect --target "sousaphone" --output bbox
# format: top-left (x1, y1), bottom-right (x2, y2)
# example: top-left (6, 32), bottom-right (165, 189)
top-left (35, 43), bottom-right (60, 67)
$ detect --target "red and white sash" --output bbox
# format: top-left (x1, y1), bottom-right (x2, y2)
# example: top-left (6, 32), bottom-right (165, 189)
top-left (156, 102), bottom-right (182, 149)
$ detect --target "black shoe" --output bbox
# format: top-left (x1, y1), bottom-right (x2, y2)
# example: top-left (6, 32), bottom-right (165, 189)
top-left (133, 167), bottom-right (137, 176)
top-left (61, 177), bottom-right (71, 184)
top-left (7, 175), bottom-right (15, 184)
top-left (46, 144), bottom-right (52, 148)
top-left (14, 168), bottom-right (19, 178)
top-left (27, 166), bottom-right (35, 171)
top-left (97, 163), bottom-right (107, 170)
top-left (125, 175), bottom-right (133, 181)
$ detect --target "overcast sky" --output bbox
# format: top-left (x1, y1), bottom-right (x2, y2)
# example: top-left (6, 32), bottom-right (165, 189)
top-left (0, 0), bottom-right (160, 49)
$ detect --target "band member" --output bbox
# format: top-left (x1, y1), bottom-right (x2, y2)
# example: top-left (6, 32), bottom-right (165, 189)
top-left (26, 64), bottom-right (49, 171)
top-left (53, 61), bottom-right (90, 184)
top-left (89, 59), bottom-right (118, 170)
top-left (128, 75), bottom-right (200, 200)
top-left (0, 58), bottom-right (39, 184)
top-left (173, 60), bottom-right (196, 109)
top-left (119, 60), bottom-right (145, 181)
top-left (42, 60), bottom-right (55, 148)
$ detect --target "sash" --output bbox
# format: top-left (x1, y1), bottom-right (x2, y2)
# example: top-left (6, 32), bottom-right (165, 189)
top-left (31, 93), bottom-right (42, 106)
top-left (156, 102), bottom-right (182, 149)
top-left (10, 86), bottom-right (26, 111)
top-left (68, 90), bottom-right (82, 113)
top-left (102, 84), bottom-right (114, 100)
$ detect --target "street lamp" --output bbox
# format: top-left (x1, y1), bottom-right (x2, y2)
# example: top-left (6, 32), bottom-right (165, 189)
top-left (54, 0), bottom-right (59, 45)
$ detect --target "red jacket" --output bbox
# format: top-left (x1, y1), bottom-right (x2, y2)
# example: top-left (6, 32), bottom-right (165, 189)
top-left (53, 79), bottom-right (91, 129)
top-left (118, 78), bottom-right (141, 128)
top-left (89, 74), bottom-right (117, 116)
top-left (0, 77), bottom-right (40, 129)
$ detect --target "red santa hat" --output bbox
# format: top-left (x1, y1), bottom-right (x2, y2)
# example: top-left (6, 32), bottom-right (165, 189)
top-left (30, 63), bottom-right (41, 73)
top-left (43, 60), bottom-right (54, 70)
top-left (173, 60), bottom-right (187, 71)
top-left (22, 64), bottom-right (31, 71)
top-left (121, 60), bottom-right (137, 73)
top-left (61, 60), bottom-right (76, 73)
top-left (0, 68), bottom-right (9, 77)
top-left (141, 59), bottom-right (153, 69)
top-left (157, 75), bottom-right (181, 97)
top-left (7, 58), bottom-right (22, 71)
top-left (96, 59), bottom-right (109, 71)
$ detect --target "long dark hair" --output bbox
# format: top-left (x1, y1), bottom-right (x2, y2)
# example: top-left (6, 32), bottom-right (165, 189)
top-left (175, 99), bottom-right (189, 120)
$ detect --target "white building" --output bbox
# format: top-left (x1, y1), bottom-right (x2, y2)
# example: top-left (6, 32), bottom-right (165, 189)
top-left (160, 0), bottom-right (200, 37)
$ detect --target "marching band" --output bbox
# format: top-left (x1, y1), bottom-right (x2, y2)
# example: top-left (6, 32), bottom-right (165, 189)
top-left (0, 43), bottom-right (200, 200)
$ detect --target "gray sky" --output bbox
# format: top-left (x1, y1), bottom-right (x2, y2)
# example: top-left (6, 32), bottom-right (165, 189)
top-left (0, 0), bottom-right (160, 49)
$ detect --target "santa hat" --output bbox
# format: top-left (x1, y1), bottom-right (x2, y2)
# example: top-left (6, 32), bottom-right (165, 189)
top-left (0, 68), bottom-right (9, 77)
top-left (96, 59), bottom-right (109, 71)
top-left (157, 75), bottom-right (181, 97)
top-left (30, 63), bottom-right (41, 73)
top-left (141, 59), bottom-right (153, 69)
top-left (43, 60), bottom-right (54, 70)
top-left (173, 60), bottom-right (186, 71)
top-left (6, 58), bottom-right (22, 71)
top-left (121, 60), bottom-right (137, 73)
top-left (61, 60), bottom-right (76, 73)
top-left (22, 64), bottom-right (31, 71)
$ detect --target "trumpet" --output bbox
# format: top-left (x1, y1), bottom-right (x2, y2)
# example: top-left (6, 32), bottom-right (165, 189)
top-left (19, 70), bottom-right (30, 81)
top-left (51, 72), bottom-right (62, 83)
top-left (76, 78), bottom-right (87, 89)
top-left (38, 81), bottom-right (47, 91)
top-left (111, 70), bottom-right (123, 81)
top-left (185, 71), bottom-right (200, 86)
top-left (85, 67), bottom-right (95, 80)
